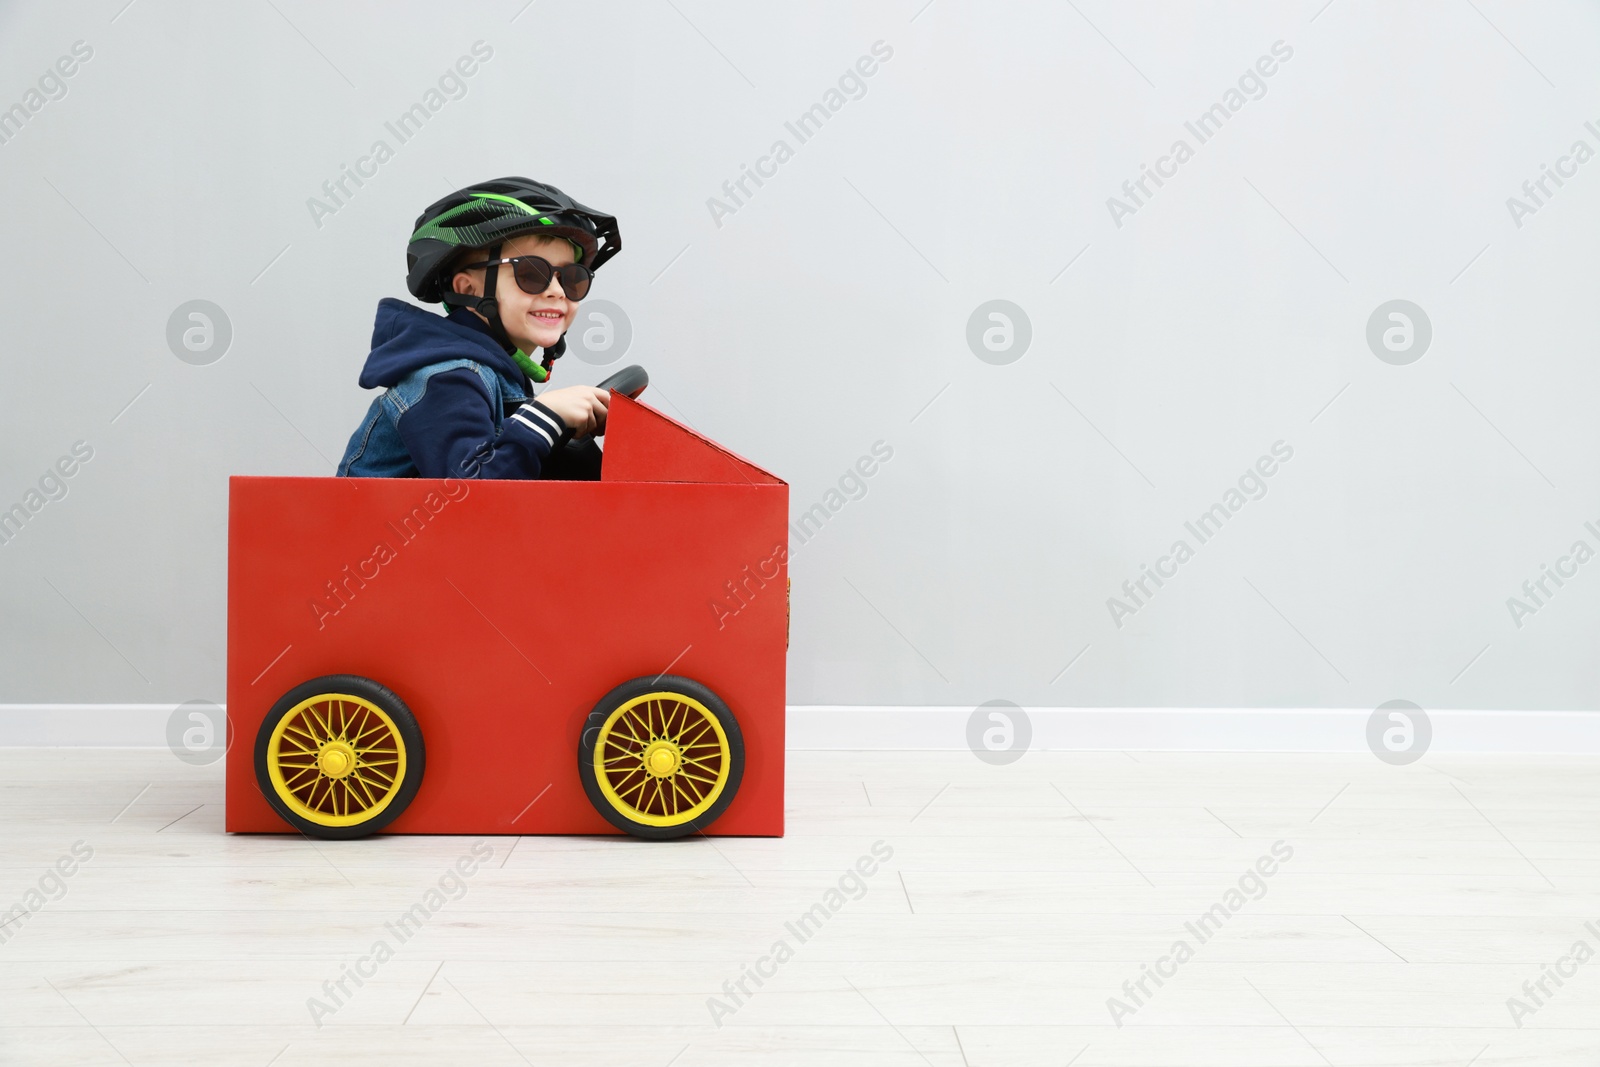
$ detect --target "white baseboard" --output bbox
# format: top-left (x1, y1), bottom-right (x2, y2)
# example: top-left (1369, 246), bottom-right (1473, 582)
top-left (0, 705), bottom-right (179, 747)
top-left (787, 706), bottom-right (1600, 752)
top-left (3, 704), bottom-right (1600, 752)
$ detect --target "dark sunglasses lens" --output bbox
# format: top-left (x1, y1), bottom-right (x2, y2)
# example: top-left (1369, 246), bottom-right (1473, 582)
top-left (509, 257), bottom-right (591, 299)
top-left (558, 265), bottom-right (593, 300)
top-left (510, 257), bottom-right (555, 295)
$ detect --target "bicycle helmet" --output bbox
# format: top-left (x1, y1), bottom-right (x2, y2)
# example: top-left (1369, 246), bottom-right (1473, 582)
top-left (406, 177), bottom-right (621, 379)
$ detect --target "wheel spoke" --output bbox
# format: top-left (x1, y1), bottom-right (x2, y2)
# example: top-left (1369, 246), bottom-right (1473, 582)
top-left (623, 772), bottom-right (652, 805)
top-left (676, 771), bottom-right (707, 802)
top-left (366, 776), bottom-right (386, 807)
top-left (349, 720), bottom-right (391, 746)
top-left (667, 700), bottom-right (693, 742)
top-left (359, 709), bottom-right (379, 739)
top-left (676, 769), bottom-right (719, 787)
top-left (282, 765), bottom-right (319, 789)
top-left (346, 773), bottom-right (375, 809)
top-left (670, 775), bottom-right (700, 812)
top-left (305, 705), bottom-right (331, 742)
top-left (281, 727), bottom-right (318, 751)
top-left (677, 719), bottom-right (714, 748)
top-left (679, 754), bottom-right (723, 774)
top-left (361, 764), bottom-right (396, 787)
top-left (353, 774), bottom-right (388, 802)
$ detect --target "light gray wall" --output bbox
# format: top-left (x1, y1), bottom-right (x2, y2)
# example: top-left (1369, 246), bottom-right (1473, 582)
top-left (2, 0), bottom-right (1597, 711)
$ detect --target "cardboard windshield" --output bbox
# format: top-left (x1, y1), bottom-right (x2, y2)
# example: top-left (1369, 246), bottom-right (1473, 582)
top-left (601, 392), bottom-right (783, 485)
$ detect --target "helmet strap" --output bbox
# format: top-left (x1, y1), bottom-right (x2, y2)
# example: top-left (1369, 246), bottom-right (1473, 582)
top-left (475, 242), bottom-right (509, 349)
top-left (511, 348), bottom-right (550, 383)
top-left (450, 241), bottom-right (512, 349)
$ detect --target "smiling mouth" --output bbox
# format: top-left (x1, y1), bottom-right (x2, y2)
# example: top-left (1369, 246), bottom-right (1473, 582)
top-left (530, 310), bottom-right (563, 322)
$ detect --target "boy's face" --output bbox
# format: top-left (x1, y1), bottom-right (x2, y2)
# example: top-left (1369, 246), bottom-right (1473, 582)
top-left (451, 233), bottom-right (581, 354)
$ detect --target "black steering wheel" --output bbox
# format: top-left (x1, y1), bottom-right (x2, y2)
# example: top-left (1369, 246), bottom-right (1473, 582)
top-left (561, 364), bottom-right (648, 449)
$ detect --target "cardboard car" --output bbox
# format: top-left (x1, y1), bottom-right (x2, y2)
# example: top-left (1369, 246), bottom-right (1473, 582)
top-left (224, 377), bottom-right (788, 839)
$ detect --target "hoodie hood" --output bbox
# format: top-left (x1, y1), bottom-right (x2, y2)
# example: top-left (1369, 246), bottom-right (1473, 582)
top-left (358, 297), bottom-right (530, 391)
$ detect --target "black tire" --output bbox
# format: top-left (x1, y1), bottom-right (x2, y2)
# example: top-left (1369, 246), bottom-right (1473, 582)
top-left (578, 674), bottom-right (744, 840)
top-left (254, 674), bottom-right (425, 840)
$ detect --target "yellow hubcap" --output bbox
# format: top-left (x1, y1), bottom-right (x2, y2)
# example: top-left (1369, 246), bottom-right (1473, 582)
top-left (594, 692), bottom-right (731, 827)
top-left (266, 694), bottom-right (407, 828)
top-left (644, 742), bottom-right (680, 777)
top-left (318, 741), bottom-right (356, 779)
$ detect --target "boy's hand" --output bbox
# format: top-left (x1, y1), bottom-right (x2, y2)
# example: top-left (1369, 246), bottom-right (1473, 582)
top-left (538, 386), bottom-right (610, 437)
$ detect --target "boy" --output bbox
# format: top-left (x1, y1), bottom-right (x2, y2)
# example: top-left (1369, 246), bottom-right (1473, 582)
top-left (338, 177), bottom-right (621, 480)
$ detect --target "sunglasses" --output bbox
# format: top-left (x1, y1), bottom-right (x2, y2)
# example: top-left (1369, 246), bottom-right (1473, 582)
top-left (460, 254), bottom-right (593, 301)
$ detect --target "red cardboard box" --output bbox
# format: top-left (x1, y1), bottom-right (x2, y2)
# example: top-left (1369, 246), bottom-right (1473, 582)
top-left (225, 393), bottom-right (787, 836)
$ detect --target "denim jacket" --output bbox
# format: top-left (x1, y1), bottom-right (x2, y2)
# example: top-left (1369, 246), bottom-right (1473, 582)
top-left (337, 298), bottom-right (567, 480)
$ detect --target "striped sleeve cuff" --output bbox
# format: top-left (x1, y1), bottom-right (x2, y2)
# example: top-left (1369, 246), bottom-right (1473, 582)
top-left (509, 401), bottom-right (567, 449)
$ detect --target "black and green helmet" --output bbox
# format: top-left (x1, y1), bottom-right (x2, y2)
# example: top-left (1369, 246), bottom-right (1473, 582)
top-left (407, 177), bottom-right (620, 302)
top-left (406, 177), bottom-right (621, 376)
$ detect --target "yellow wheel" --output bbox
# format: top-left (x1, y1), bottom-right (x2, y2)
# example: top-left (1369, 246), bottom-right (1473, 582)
top-left (254, 675), bottom-right (425, 839)
top-left (579, 674), bottom-right (744, 839)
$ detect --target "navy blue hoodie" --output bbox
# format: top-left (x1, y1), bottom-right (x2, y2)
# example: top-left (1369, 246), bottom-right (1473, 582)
top-left (337, 298), bottom-right (570, 479)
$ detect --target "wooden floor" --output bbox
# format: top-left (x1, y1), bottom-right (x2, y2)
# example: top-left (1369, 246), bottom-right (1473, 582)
top-left (1, 748), bottom-right (1597, 1066)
